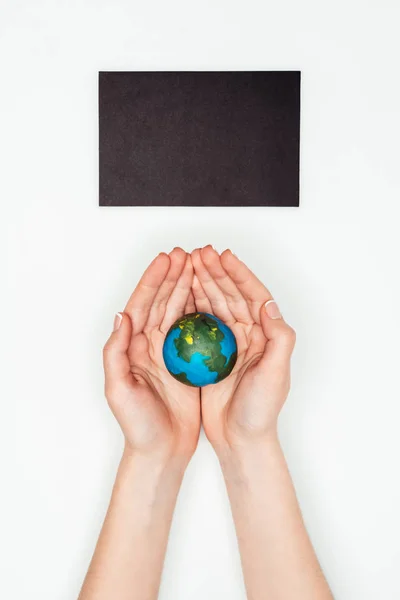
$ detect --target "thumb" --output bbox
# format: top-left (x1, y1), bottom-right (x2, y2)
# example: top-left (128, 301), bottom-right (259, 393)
top-left (258, 300), bottom-right (296, 369)
top-left (103, 312), bottom-right (133, 389)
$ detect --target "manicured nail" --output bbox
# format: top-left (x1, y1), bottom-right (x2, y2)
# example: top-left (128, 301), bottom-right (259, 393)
top-left (113, 312), bottom-right (123, 331)
top-left (265, 300), bottom-right (281, 319)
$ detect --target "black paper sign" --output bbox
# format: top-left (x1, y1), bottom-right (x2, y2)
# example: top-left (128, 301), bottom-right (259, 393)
top-left (99, 71), bottom-right (300, 207)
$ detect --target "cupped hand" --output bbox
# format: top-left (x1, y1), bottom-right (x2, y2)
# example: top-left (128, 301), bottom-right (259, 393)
top-left (103, 249), bottom-right (200, 463)
top-left (191, 246), bottom-right (296, 454)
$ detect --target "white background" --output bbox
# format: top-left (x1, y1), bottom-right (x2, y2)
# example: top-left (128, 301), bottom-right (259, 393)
top-left (2, 1), bottom-right (400, 598)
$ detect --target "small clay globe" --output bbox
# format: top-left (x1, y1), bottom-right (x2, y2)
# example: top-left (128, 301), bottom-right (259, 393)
top-left (162, 312), bottom-right (237, 387)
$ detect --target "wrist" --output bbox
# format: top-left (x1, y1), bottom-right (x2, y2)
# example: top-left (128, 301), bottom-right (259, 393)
top-left (216, 431), bottom-right (282, 476)
top-left (121, 428), bottom-right (198, 474)
top-left (121, 444), bottom-right (189, 481)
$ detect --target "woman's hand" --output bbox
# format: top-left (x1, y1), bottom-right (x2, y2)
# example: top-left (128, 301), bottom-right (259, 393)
top-left (103, 248), bottom-right (200, 464)
top-left (191, 245), bottom-right (296, 455)
top-left (80, 249), bottom-right (200, 600)
top-left (191, 246), bottom-right (333, 600)
top-left (81, 246), bottom-right (331, 600)
top-left (79, 250), bottom-right (201, 600)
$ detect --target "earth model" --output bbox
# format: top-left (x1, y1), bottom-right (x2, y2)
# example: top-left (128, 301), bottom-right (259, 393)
top-left (163, 312), bottom-right (237, 387)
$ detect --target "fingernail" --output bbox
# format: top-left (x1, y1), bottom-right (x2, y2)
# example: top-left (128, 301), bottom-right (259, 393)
top-left (265, 300), bottom-right (281, 319)
top-left (113, 312), bottom-right (123, 331)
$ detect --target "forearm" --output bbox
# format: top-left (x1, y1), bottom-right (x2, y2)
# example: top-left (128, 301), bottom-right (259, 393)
top-left (78, 448), bottom-right (186, 600)
top-left (219, 433), bottom-right (333, 600)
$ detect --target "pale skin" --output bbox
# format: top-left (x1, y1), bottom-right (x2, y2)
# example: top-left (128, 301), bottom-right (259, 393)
top-left (78, 246), bottom-right (333, 600)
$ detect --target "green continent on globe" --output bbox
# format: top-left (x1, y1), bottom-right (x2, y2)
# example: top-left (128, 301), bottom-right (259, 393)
top-left (172, 371), bottom-right (197, 387)
top-left (173, 313), bottom-right (237, 383)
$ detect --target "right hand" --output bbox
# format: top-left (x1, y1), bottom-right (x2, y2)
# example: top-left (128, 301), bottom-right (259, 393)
top-left (191, 246), bottom-right (296, 456)
top-left (103, 249), bottom-right (201, 464)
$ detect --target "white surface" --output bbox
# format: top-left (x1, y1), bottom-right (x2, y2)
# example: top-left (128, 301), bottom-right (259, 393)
top-left (2, 1), bottom-right (400, 598)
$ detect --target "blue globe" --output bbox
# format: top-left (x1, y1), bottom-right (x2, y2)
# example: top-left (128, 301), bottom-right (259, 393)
top-left (162, 312), bottom-right (237, 387)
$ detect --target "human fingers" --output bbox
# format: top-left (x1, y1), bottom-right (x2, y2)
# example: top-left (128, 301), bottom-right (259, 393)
top-left (184, 289), bottom-right (196, 315)
top-left (191, 248), bottom-right (234, 325)
top-left (200, 245), bottom-right (252, 324)
top-left (220, 250), bottom-right (273, 323)
top-left (124, 253), bottom-right (170, 333)
top-left (191, 274), bottom-right (212, 314)
top-left (103, 312), bottom-right (135, 397)
top-left (258, 300), bottom-right (296, 372)
top-left (145, 247), bottom-right (187, 331)
top-left (160, 253), bottom-right (194, 334)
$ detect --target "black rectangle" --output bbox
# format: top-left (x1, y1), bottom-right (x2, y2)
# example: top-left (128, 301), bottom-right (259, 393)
top-left (99, 71), bottom-right (301, 207)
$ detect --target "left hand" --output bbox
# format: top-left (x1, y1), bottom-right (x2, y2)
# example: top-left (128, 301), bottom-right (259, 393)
top-left (103, 249), bottom-right (201, 464)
